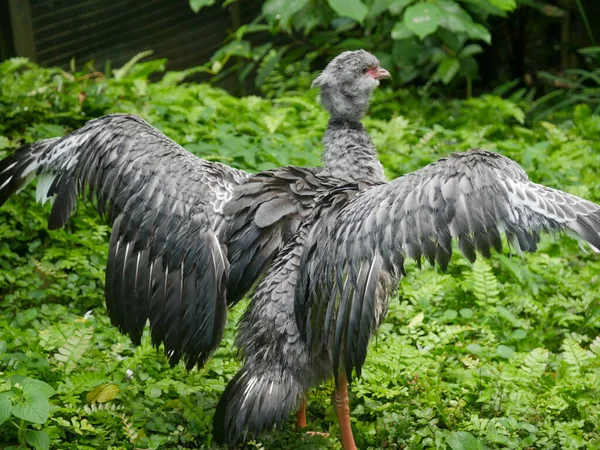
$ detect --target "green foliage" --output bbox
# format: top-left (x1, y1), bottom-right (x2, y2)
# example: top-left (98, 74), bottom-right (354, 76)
top-left (1, 56), bottom-right (600, 449)
top-left (189, 0), bottom-right (567, 92)
top-left (530, 46), bottom-right (600, 122)
top-left (213, 0), bottom-right (509, 88)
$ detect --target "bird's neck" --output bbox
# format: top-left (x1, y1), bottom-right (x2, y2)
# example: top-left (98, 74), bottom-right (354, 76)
top-left (321, 118), bottom-right (386, 184)
top-left (321, 89), bottom-right (370, 123)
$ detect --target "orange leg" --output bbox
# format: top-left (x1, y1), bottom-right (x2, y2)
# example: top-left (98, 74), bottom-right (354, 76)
top-left (332, 373), bottom-right (356, 450)
top-left (296, 398), bottom-right (307, 428)
top-left (298, 397), bottom-right (331, 440)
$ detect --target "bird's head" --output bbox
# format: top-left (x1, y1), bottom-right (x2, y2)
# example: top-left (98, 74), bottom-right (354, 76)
top-left (312, 50), bottom-right (391, 122)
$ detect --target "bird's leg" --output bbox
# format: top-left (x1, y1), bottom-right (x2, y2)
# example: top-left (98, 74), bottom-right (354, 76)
top-left (296, 398), bottom-right (307, 428)
top-left (298, 397), bottom-right (331, 439)
top-left (332, 373), bottom-right (356, 450)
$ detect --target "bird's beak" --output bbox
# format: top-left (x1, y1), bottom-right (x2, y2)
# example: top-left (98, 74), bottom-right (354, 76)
top-left (373, 67), bottom-right (392, 80)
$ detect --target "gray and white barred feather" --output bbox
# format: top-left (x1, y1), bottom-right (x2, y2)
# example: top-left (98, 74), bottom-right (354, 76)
top-left (297, 149), bottom-right (600, 384)
top-left (0, 114), bottom-right (248, 368)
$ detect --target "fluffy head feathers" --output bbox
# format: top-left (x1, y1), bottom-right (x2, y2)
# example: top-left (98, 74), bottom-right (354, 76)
top-left (312, 50), bottom-right (391, 121)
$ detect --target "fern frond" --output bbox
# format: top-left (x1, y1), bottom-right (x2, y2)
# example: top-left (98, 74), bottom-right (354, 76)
top-left (548, 395), bottom-right (569, 411)
top-left (57, 371), bottom-right (106, 395)
top-left (495, 98), bottom-right (525, 124)
top-left (521, 348), bottom-right (549, 378)
top-left (80, 402), bottom-right (123, 415)
top-left (573, 103), bottom-right (592, 128)
top-left (589, 336), bottom-right (600, 357)
top-left (0, 57), bottom-right (32, 73)
top-left (119, 412), bottom-right (140, 443)
top-left (54, 328), bottom-right (93, 373)
top-left (516, 295), bottom-right (544, 318)
top-left (162, 66), bottom-right (209, 86)
top-left (113, 50), bottom-right (154, 80)
top-left (465, 259), bottom-right (500, 304)
top-left (561, 338), bottom-right (591, 373)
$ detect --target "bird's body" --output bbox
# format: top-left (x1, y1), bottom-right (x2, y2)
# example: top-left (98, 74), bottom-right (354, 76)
top-left (214, 115), bottom-right (385, 443)
top-left (2, 50), bottom-right (600, 450)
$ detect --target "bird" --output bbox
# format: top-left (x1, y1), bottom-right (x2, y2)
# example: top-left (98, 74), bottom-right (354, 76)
top-left (213, 51), bottom-right (391, 444)
top-left (0, 50), bottom-right (392, 443)
top-left (213, 65), bottom-right (600, 449)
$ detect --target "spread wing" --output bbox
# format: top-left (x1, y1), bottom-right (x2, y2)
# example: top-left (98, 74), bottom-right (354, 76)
top-left (296, 149), bottom-right (600, 382)
top-left (0, 113), bottom-right (249, 368)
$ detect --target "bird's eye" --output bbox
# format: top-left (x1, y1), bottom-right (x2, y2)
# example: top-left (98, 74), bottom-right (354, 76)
top-left (362, 67), bottom-right (369, 74)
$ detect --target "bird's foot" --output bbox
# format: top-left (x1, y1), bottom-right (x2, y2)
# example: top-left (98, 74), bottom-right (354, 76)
top-left (305, 431), bottom-right (331, 438)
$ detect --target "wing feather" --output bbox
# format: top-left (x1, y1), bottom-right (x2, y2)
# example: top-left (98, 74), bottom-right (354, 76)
top-left (224, 166), bottom-right (342, 305)
top-left (297, 149), bottom-right (600, 381)
top-left (0, 114), bottom-right (248, 368)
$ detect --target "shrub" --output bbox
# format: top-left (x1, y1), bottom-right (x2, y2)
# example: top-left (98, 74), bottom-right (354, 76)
top-left (1, 55), bottom-right (600, 449)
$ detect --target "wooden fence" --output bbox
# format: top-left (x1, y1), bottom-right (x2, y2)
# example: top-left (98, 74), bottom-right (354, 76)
top-left (1, 0), bottom-right (260, 77)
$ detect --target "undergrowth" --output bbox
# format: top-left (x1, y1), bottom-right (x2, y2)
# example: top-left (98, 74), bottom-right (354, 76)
top-left (0, 56), bottom-right (599, 449)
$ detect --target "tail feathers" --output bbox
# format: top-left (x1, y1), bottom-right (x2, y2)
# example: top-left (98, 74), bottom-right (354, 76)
top-left (213, 365), bottom-right (302, 446)
top-left (0, 139), bottom-right (58, 208)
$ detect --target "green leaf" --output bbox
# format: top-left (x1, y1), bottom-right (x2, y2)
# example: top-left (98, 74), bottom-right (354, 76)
top-left (210, 40), bottom-right (252, 64)
top-left (496, 344), bottom-right (516, 359)
top-left (562, 338), bottom-right (590, 370)
top-left (404, 3), bottom-right (441, 39)
top-left (25, 430), bottom-right (50, 450)
top-left (437, 0), bottom-right (475, 33)
top-left (488, 0), bottom-right (516, 10)
top-left (459, 308), bottom-right (473, 318)
top-left (522, 348), bottom-right (549, 378)
top-left (465, 259), bottom-right (500, 303)
top-left (86, 383), bottom-right (120, 403)
top-left (0, 136), bottom-right (11, 150)
top-left (435, 58), bottom-right (460, 84)
top-left (438, 28), bottom-right (465, 53)
top-left (148, 387), bottom-right (162, 398)
top-left (446, 431), bottom-right (484, 450)
top-left (368, 0), bottom-right (392, 17)
top-left (464, 22), bottom-right (491, 44)
top-left (512, 329), bottom-right (527, 340)
top-left (477, 387), bottom-right (495, 403)
top-left (256, 47), bottom-right (287, 87)
top-left (0, 392), bottom-right (13, 426)
top-left (189, 0), bottom-right (216, 13)
top-left (327, 0), bottom-right (368, 23)
top-left (403, 3), bottom-right (441, 39)
top-left (10, 376), bottom-right (55, 398)
top-left (12, 391), bottom-right (50, 424)
top-left (496, 305), bottom-right (523, 327)
top-left (391, 21), bottom-right (414, 40)
top-left (387, 0), bottom-right (412, 15)
top-left (467, 343), bottom-right (482, 354)
top-left (578, 46), bottom-right (600, 55)
top-left (459, 44), bottom-right (483, 59)
top-left (113, 50), bottom-right (154, 80)
top-left (573, 103), bottom-right (592, 129)
top-left (443, 309), bottom-right (458, 320)
top-left (408, 311), bottom-right (425, 328)
top-left (264, 0), bottom-right (310, 28)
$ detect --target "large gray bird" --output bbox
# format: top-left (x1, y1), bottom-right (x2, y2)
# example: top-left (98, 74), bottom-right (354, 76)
top-left (0, 50), bottom-right (391, 444)
top-left (213, 51), bottom-right (390, 445)
top-left (214, 67), bottom-right (600, 450)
